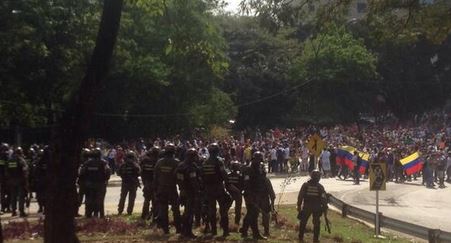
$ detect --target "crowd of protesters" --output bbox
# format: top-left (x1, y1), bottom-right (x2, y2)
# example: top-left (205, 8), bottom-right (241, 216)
top-left (0, 111), bottom-right (450, 218)
top-left (101, 111), bottom-right (451, 188)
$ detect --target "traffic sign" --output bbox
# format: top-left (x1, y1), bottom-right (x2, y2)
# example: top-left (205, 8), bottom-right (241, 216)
top-left (307, 134), bottom-right (325, 157)
top-left (369, 163), bottom-right (387, 191)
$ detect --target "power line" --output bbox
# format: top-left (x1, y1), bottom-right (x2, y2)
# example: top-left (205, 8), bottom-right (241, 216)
top-left (93, 112), bottom-right (194, 118)
top-left (237, 79), bottom-right (313, 107)
top-left (93, 79), bottom-right (314, 118)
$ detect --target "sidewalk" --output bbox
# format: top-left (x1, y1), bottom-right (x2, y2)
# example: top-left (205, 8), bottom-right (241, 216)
top-left (108, 172), bottom-right (309, 185)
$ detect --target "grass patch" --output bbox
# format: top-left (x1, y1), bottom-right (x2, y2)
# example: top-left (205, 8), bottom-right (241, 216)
top-left (3, 206), bottom-right (418, 242)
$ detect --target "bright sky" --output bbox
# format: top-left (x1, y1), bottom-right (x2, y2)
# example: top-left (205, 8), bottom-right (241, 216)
top-left (224, 0), bottom-right (241, 13)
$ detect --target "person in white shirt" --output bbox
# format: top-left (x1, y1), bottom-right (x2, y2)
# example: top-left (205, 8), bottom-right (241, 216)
top-left (107, 147), bottom-right (117, 174)
top-left (283, 145), bottom-right (290, 173)
top-left (198, 147), bottom-right (209, 160)
top-left (320, 149), bottom-right (331, 177)
top-left (446, 151), bottom-right (451, 182)
top-left (270, 146), bottom-right (277, 173)
top-left (301, 146), bottom-right (309, 172)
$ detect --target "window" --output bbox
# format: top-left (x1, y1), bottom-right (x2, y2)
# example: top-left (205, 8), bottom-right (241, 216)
top-left (357, 2), bottom-right (367, 13)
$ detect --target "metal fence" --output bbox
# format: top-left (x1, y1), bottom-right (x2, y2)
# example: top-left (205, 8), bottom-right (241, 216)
top-left (327, 193), bottom-right (451, 243)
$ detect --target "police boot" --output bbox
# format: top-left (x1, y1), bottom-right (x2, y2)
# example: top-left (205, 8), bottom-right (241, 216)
top-left (161, 223), bottom-right (169, 234)
top-left (223, 228), bottom-right (230, 237)
top-left (163, 228), bottom-right (169, 234)
top-left (239, 227), bottom-right (248, 238)
top-left (221, 218), bottom-right (230, 237)
top-left (313, 224), bottom-right (320, 243)
top-left (141, 211), bottom-right (148, 220)
top-left (263, 228), bottom-right (270, 237)
top-left (185, 232), bottom-right (197, 239)
top-left (252, 233), bottom-right (267, 240)
top-left (203, 223), bottom-right (211, 234)
top-left (240, 218), bottom-right (249, 237)
top-left (298, 224), bottom-right (306, 241)
top-left (175, 225), bottom-right (181, 234)
top-left (183, 226), bottom-right (197, 239)
top-left (20, 212), bottom-right (28, 218)
top-left (194, 219), bottom-right (200, 228)
top-left (211, 225), bottom-right (217, 236)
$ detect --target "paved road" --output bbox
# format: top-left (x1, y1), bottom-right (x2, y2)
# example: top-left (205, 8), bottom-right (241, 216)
top-left (269, 175), bottom-right (451, 232)
top-left (3, 174), bottom-right (451, 233)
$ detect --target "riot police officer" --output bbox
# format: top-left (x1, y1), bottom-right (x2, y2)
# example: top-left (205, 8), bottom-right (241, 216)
top-left (227, 161), bottom-right (243, 225)
top-left (79, 148), bottom-right (111, 218)
top-left (77, 148), bottom-right (91, 216)
top-left (241, 151), bottom-right (267, 240)
top-left (153, 143), bottom-right (181, 234)
top-left (437, 152), bottom-right (446, 188)
top-left (201, 143), bottom-right (232, 237)
top-left (140, 146), bottom-right (159, 220)
top-left (194, 154), bottom-right (207, 227)
top-left (176, 148), bottom-right (201, 238)
top-left (297, 170), bottom-right (328, 242)
top-left (26, 147), bottom-right (37, 208)
top-left (7, 147), bottom-right (29, 217)
top-left (261, 165), bottom-right (276, 237)
top-left (0, 143), bottom-right (10, 213)
top-left (34, 146), bottom-right (49, 213)
top-left (117, 150), bottom-right (141, 215)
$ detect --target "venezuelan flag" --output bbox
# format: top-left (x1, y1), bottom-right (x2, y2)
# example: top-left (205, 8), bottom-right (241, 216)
top-left (358, 152), bottom-right (370, 174)
top-left (336, 146), bottom-right (356, 170)
top-left (400, 152), bottom-right (423, 176)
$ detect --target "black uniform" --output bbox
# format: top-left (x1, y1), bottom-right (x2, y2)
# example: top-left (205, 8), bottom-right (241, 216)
top-left (437, 155), bottom-right (446, 188)
top-left (201, 156), bottom-right (232, 236)
top-left (297, 179), bottom-right (328, 242)
top-left (140, 155), bottom-right (157, 220)
top-left (176, 160), bottom-right (201, 237)
top-left (241, 162), bottom-right (267, 239)
top-left (227, 169), bottom-right (243, 225)
top-left (117, 159), bottom-right (141, 215)
top-left (0, 151), bottom-right (10, 212)
top-left (194, 158), bottom-right (207, 227)
top-left (6, 154), bottom-right (29, 217)
top-left (153, 156), bottom-right (181, 233)
top-left (34, 152), bottom-right (48, 213)
top-left (261, 176), bottom-right (275, 236)
top-left (79, 158), bottom-right (110, 218)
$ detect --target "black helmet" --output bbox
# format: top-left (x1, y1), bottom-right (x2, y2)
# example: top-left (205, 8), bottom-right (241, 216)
top-left (164, 143), bottom-right (176, 156)
top-left (230, 161), bottom-right (241, 172)
top-left (1, 143), bottom-right (9, 153)
top-left (126, 150), bottom-right (137, 160)
top-left (185, 148), bottom-right (198, 161)
top-left (15, 146), bottom-right (23, 155)
top-left (82, 148), bottom-right (91, 158)
top-left (92, 147), bottom-right (102, 159)
top-left (208, 143), bottom-right (220, 155)
top-left (146, 146), bottom-right (160, 157)
top-left (42, 147), bottom-right (51, 160)
top-left (310, 170), bottom-right (321, 181)
top-left (252, 151), bottom-right (263, 161)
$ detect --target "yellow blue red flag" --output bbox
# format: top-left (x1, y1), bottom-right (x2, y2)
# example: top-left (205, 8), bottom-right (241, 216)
top-left (336, 146), bottom-right (356, 170)
top-left (400, 152), bottom-right (423, 175)
top-left (358, 152), bottom-right (370, 174)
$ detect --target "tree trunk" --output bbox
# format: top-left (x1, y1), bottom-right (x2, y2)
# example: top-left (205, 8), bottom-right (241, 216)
top-left (44, 1), bottom-right (123, 243)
